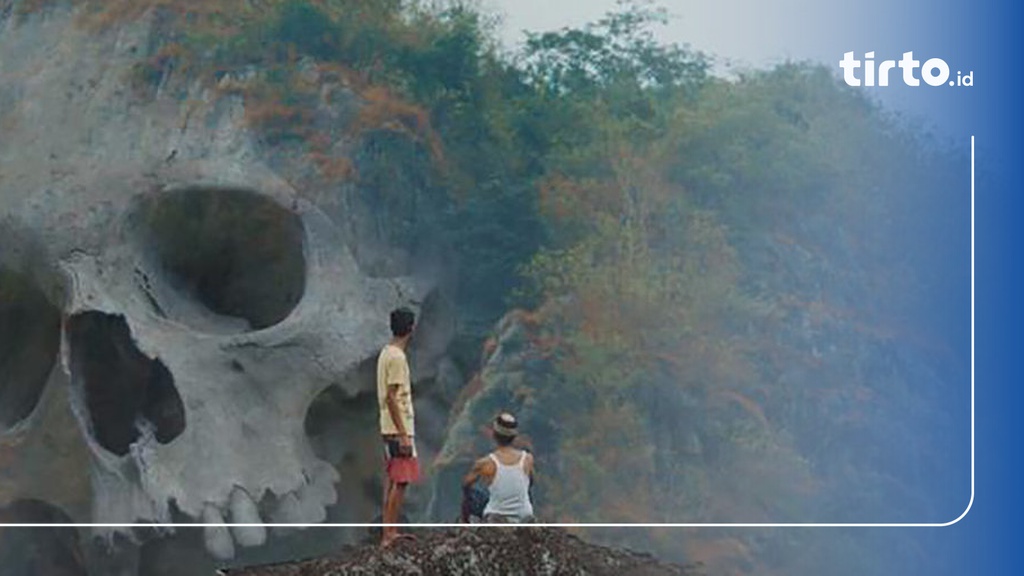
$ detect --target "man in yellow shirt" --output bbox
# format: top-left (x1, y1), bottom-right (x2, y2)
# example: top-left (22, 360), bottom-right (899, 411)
top-left (377, 307), bottom-right (418, 547)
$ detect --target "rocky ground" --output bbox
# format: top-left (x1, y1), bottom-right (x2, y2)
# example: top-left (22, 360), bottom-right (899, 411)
top-left (220, 527), bottom-right (701, 576)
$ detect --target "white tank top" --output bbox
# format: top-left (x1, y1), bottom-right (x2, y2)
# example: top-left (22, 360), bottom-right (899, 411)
top-left (483, 451), bottom-right (534, 518)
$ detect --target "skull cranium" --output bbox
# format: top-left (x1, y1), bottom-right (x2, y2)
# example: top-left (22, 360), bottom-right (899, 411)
top-left (1, 5), bottom-right (444, 569)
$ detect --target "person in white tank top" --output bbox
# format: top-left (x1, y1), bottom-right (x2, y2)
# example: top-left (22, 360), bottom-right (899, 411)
top-left (461, 412), bottom-right (536, 523)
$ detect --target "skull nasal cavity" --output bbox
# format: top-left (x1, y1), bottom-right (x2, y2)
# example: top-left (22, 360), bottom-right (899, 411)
top-left (138, 188), bottom-right (306, 331)
top-left (0, 268), bottom-right (60, 433)
top-left (67, 312), bottom-right (185, 456)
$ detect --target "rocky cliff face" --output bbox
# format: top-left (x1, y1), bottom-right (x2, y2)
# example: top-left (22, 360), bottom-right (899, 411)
top-left (0, 2), bottom-right (459, 573)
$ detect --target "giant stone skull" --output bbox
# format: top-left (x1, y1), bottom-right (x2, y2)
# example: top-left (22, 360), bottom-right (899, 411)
top-left (0, 4), bottom-right (445, 570)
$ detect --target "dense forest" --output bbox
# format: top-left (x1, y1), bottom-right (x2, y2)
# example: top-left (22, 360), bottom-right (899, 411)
top-left (3, 1), bottom-right (971, 575)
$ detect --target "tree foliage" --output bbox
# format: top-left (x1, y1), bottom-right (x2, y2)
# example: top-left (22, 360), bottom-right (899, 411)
top-left (521, 0), bottom-right (707, 96)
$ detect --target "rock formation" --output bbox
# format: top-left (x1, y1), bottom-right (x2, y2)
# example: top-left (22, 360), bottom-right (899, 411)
top-left (1, 2), bottom-right (455, 572)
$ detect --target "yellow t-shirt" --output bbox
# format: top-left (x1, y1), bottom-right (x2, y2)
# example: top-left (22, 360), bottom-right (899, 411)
top-left (377, 344), bottom-right (415, 437)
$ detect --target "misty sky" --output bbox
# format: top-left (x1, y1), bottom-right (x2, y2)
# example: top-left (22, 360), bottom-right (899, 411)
top-left (483, 0), bottom-right (845, 70)
top-left (481, 0), bottom-right (978, 138)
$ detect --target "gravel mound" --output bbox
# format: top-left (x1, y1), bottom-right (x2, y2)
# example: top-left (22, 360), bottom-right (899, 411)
top-left (221, 527), bottom-right (700, 576)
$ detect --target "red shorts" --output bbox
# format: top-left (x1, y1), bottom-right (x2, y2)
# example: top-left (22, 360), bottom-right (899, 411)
top-left (383, 437), bottom-right (420, 484)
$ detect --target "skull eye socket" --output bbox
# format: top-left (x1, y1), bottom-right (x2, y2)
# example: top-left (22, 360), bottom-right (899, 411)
top-left (303, 358), bottom-right (382, 520)
top-left (66, 312), bottom-right (185, 456)
top-left (133, 188), bottom-right (307, 332)
top-left (0, 268), bottom-right (61, 433)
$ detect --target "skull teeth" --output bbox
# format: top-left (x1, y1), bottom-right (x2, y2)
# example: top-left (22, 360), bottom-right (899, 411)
top-left (269, 489), bottom-right (326, 525)
top-left (299, 461), bottom-right (340, 511)
top-left (268, 462), bottom-right (339, 527)
top-left (201, 470), bottom-right (337, 561)
top-left (201, 504), bottom-right (235, 561)
top-left (269, 491), bottom-right (303, 526)
top-left (228, 487), bottom-right (267, 548)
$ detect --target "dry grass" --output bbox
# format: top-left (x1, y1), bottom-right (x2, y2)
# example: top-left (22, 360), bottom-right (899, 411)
top-left (309, 151), bottom-right (356, 181)
top-left (351, 84), bottom-right (444, 165)
top-left (683, 535), bottom-right (754, 576)
top-left (74, 0), bottom-right (254, 32)
top-left (11, 0), bottom-right (450, 193)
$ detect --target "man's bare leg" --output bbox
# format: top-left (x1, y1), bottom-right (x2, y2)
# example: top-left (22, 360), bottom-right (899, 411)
top-left (382, 475), bottom-right (390, 521)
top-left (381, 480), bottom-right (395, 545)
top-left (381, 482), bottom-right (410, 547)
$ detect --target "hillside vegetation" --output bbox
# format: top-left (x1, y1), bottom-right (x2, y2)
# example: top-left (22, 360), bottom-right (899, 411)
top-left (6, 1), bottom-right (969, 575)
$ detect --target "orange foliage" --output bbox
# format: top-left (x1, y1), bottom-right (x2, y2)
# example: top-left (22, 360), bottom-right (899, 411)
top-left (350, 85), bottom-right (444, 166)
top-left (606, 496), bottom-right (655, 523)
top-left (541, 398), bottom-right (657, 524)
top-left (308, 152), bottom-right (356, 182)
top-left (481, 336), bottom-right (498, 363)
top-left (306, 132), bottom-right (357, 182)
top-left (57, 0), bottom-right (265, 33)
top-left (684, 535), bottom-right (754, 576)
top-left (20, 1), bottom-right (452, 189)
top-left (508, 308), bottom-right (545, 328)
top-left (578, 295), bottom-right (608, 340)
top-left (524, 334), bottom-right (561, 360)
top-left (243, 99), bottom-right (312, 138)
top-left (148, 41), bottom-right (188, 68)
top-left (512, 384), bottom-right (535, 405)
top-left (714, 390), bottom-right (770, 429)
top-left (12, 0), bottom-right (63, 16)
top-left (315, 62), bottom-right (362, 87)
top-left (537, 174), bottom-right (621, 224)
top-left (537, 174), bottom-right (585, 222)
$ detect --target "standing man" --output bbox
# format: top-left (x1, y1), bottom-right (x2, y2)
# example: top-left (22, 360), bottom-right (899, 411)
top-left (377, 307), bottom-right (418, 547)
